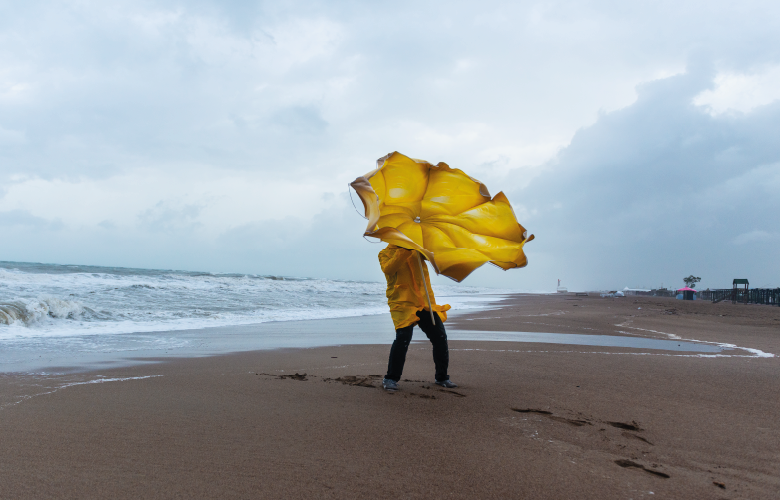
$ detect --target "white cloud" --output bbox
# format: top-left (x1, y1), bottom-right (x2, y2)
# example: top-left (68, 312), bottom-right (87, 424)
top-left (694, 65), bottom-right (780, 115)
top-left (0, 167), bottom-right (341, 236)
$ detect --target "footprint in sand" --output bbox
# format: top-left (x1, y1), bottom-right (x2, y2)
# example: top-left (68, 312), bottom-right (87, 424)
top-left (510, 409), bottom-right (653, 444)
top-left (606, 421), bottom-right (642, 431)
top-left (614, 459), bottom-right (669, 478)
top-left (510, 408), bottom-right (592, 427)
top-left (622, 431), bottom-right (653, 445)
top-left (324, 375), bottom-right (382, 387)
top-left (511, 408), bottom-right (553, 415)
top-left (509, 408), bottom-right (664, 478)
top-left (438, 389), bottom-right (467, 397)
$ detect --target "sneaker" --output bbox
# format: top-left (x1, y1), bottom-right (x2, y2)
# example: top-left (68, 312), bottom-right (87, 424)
top-left (382, 378), bottom-right (399, 391)
top-left (435, 379), bottom-right (458, 389)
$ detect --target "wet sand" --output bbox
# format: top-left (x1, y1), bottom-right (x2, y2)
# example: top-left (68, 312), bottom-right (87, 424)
top-left (1, 294), bottom-right (778, 499)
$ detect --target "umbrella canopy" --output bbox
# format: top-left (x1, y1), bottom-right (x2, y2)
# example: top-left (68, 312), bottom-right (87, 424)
top-left (350, 152), bottom-right (534, 282)
top-left (677, 287), bottom-right (697, 292)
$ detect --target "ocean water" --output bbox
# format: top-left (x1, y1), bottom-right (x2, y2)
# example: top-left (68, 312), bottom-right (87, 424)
top-left (0, 261), bottom-right (509, 341)
top-left (2, 262), bottom-right (769, 374)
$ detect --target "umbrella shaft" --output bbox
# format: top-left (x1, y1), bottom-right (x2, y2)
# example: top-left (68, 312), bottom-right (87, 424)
top-left (417, 252), bottom-right (436, 324)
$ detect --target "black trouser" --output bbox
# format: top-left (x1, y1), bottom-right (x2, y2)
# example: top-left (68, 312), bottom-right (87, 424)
top-left (385, 310), bottom-right (449, 382)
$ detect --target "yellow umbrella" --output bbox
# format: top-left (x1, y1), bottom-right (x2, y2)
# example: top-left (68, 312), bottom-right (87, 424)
top-left (350, 151), bottom-right (534, 285)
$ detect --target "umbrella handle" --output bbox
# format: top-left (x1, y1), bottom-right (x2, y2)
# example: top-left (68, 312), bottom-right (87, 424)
top-left (416, 252), bottom-right (436, 324)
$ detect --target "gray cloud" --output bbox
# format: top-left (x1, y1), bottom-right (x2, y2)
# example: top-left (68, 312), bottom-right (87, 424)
top-left (216, 193), bottom-right (383, 281)
top-left (0, 210), bottom-right (64, 230)
top-left (2, 1), bottom-right (780, 291)
top-left (271, 106), bottom-right (329, 135)
top-left (3, 0), bottom-right (777, 181)
top-left (511, 63), bottom-right (780, 290)
top-left (138, 201), bottom-right (205, 233)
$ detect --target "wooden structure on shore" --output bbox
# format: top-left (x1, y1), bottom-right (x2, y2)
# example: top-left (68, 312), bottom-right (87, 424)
top-left (699, 278), bottom-right (780, 306)
top-left (732, 279), bottom-right (749, 304)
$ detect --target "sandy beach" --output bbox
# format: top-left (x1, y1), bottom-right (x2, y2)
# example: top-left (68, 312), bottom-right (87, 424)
top-left (1, 294), bottom-right (778, 499)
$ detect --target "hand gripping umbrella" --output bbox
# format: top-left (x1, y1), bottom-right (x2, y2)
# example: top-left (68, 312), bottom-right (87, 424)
top-left (350, 152), bottom-right (534, 319)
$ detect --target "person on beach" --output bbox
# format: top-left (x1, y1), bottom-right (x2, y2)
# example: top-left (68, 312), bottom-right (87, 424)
top-left (379, 244), bottom-right (457, 391)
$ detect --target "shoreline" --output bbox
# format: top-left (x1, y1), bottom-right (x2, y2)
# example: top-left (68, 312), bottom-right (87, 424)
top-left (0, 292), bottom-right (512, 374)
top-left (1, 294), bottom-right (778, 498)
top-left (0, 292), bottom-right (552, 374)
top-left (2, 293), bottom-right (775, 374)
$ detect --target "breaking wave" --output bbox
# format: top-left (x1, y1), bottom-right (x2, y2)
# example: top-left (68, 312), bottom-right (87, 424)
top-left (0, 261), bottom-right (512, 340)
top-left (0, 297), bottom-right (94, 326)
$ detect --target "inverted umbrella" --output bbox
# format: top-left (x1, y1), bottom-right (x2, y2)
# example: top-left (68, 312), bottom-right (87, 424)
top-left (351, 152), bottom-right (534, 303)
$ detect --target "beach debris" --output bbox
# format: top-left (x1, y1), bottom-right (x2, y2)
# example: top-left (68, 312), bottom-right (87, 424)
top-left (278, 372), bottom-right (308, 381)
top-left (614, 459), bottom-right (670, 478)
top-left (713, 481), bottom-right (726, 489)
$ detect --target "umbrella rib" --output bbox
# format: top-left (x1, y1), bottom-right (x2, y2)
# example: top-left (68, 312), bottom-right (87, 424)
top-left (425, 220), bottom-right (524, 243)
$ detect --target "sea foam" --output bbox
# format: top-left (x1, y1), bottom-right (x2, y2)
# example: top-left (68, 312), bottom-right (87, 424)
top-left (0, 261), bottom-right (511, 340)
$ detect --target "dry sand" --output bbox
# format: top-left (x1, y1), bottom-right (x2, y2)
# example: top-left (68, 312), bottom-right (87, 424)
top-left (1, 294), bottom-right (778, 499)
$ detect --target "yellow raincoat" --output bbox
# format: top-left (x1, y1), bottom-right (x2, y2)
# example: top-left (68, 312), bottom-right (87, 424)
top-left (379, 245), bottom-right (451, 329)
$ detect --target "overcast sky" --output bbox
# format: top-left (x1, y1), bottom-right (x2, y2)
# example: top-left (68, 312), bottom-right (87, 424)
top-left (1, 0), bottom-right (779, 291)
